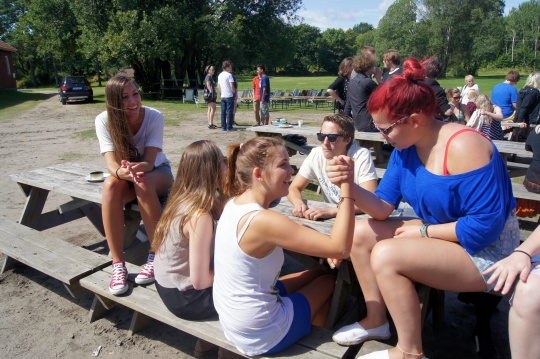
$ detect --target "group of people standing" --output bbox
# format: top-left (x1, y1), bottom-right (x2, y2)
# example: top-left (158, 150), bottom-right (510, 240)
top-left (203, 60), bottom-right (270, 130)
top-left (94, 51), bottom-right (540, 358)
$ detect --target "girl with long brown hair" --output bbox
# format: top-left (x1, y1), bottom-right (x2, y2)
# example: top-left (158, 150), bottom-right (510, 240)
top-left (95, 75), bottom-right (173, 296)
top-left (152, 140), bottom-right (225, 357)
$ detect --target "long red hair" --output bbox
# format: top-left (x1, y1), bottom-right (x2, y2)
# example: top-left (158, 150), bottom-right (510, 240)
top-left (368, 58), bottom-right (438, 119)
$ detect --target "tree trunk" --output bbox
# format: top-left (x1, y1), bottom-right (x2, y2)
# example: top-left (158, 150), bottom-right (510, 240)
top-left (29, 57), bottom-right (37, 88)
top-left (511, 29), bottom-right (516, 63)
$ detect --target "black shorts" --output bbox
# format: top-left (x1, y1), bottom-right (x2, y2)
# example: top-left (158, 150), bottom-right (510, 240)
top-left (155, 281), bottom-right (218, 320)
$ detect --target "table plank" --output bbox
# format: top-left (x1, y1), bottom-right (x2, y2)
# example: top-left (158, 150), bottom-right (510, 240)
top-left (11, 163), bottom-right (106, 203)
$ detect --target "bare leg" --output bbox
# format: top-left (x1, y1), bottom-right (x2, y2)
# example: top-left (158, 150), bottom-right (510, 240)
top-left (349, 217), bottom-right (422, 329)
top-left (509, 272), bottom-right (540, 358)
top-left (208, 102), bottom-right (216, 126)
top-left (371, 237), bottom-right (486, 359)
top-left (279, 269), bottom-right (326, 293)
top-left (133, 169), bottom-right (173, 247)
top-left (297, 275), bottom-right (335, 323)
top-left (101, 176), bottom-right (136, 263)
top-left (280, 270), bottom-right (335, 324)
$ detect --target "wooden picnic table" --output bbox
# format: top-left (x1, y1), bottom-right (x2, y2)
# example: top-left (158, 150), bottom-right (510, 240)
top-left (10, 162), bottom-right (106, 232)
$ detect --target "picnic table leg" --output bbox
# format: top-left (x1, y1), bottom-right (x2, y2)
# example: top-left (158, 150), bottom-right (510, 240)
top-left (129, 311), bottom-right (154, 336)
top-left (88, 294), bottom-right (117, 322)
top-left (326, 260), bottom-right (355, 329)
top-left (19, 187), bottom-right (49, 229)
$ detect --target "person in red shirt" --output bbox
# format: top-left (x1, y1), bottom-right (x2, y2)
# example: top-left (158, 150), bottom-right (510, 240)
top-left (252, 71), bottom-right (261, 126)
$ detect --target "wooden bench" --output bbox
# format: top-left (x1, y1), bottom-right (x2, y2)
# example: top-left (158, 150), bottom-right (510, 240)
top-left (80, 262), bottom-right (391, 358)
top-left (0, 218), bottom-right (111, 298)
top-left (512, 181), bottom-right (540, 202)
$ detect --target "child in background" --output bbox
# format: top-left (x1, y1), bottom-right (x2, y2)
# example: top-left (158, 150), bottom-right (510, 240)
top-left (466, 89), bottom-right (479, 114)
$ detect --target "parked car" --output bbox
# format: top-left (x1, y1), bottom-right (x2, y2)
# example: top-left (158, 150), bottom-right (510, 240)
top-left (59, 76), bottom-right (93, 105)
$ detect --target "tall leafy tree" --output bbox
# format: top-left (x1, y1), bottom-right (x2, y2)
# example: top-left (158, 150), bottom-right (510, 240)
top-left (375, 0), bottom-right (418, 57)
top-left (317, 28), bottom-right (351, 74)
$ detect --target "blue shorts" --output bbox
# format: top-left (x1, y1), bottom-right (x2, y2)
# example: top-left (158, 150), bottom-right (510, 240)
top-left (154, 163), bottom-right (174, 180)
top-left (264, 280), bottom-right (312, 354)
top-left (260, 102), bottom-right (269, 118)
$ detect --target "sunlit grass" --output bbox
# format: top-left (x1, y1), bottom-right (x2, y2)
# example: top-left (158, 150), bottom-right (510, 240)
top-left (72, 129), bottom-right (96, 140)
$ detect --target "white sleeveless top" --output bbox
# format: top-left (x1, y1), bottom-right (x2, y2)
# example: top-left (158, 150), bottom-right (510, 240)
top-left (213, 199), bottom-right (293, 356)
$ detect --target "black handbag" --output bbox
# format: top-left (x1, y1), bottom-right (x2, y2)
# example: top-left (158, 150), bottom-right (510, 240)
top-left (203, 86), bottom-right (212, 101)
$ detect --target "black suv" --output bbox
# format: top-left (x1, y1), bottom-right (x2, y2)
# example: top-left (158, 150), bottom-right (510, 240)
top-left (59, 76), bottom-right (93, 105)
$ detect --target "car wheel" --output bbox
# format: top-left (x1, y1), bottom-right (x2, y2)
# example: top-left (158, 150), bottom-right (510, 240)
top-left (61, 98), bottom-right (67, 105)
top-left (86, 97), bottom-right (93, 103)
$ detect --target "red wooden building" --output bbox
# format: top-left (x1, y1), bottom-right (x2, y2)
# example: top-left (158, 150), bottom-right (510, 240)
top-left (0, 40), bottom-right (17, 89)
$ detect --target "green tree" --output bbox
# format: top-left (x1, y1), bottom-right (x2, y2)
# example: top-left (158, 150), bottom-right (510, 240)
top-left (317, 28), bottom-right (351, 74)
top-left (375, 0), bottom-right (418, 57)
top-left (284, 24), bottom-right (321, 74)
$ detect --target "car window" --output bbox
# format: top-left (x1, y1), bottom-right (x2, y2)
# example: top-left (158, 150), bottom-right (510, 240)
top-left (66, 77), bottom-right (87, 86)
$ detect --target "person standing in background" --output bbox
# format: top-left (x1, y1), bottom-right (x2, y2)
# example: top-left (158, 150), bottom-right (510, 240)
top-left (381, 49), bottom-right (402, 84)
top-left (327, 57), bottom-right (353, 113)
top-left (423, 57), bottom-right (453, 120)
top-left (344, 52), bottom-right (379, 132)
top-left (232, 73), bottom-right (239, 126)
top-left (351, 46), bottom-right (382, 83)
top-left (217, 60), bottom-right (236, 132)
top-left (204, 65), bottom-right (217, 129)
top-left (252, 69), bottom-right (261, 126)
top-left (259, 64), bottom-right (270, 125)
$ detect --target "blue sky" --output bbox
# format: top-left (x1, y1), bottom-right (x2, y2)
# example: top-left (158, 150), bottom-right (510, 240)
top-left (298, 0), bottom-right (528, 30)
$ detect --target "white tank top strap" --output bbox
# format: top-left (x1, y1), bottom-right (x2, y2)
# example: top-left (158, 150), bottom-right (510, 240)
top-left (237, 210), bottom-right (261, 244)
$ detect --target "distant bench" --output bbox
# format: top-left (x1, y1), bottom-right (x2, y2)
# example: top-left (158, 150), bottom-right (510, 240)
top-left (80, 262), bottom-right (391, 359)
top-left (0, 218), bottom-right (111, 298)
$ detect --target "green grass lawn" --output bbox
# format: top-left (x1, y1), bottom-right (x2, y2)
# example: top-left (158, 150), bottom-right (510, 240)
top-left (1, 69), bottom-right (520, 123)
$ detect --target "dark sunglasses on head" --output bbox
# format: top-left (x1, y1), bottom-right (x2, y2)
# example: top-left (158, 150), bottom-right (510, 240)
top-left (317, 133), bottom-right (343, 142)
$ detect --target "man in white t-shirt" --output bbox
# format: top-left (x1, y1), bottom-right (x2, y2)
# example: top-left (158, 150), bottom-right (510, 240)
top-left (288, 113), bottom-right (378, 220)
top-left (217, 60), bottom-right (236, 131)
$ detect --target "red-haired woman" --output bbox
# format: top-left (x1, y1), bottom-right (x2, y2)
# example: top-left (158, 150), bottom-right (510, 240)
top-left (328, 58), bottom-right (519, 359)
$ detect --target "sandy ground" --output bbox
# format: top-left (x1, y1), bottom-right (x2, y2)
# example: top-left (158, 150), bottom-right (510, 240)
top-left (0, 94), bottom-right (513, 358)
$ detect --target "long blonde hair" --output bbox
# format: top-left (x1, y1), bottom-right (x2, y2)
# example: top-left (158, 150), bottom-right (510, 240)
top-left (475, 94), bottom-right (495, 126)
top-left (105, 75), bottom-right (140, 162)
top-left (152, 140), bottom-right (225, 252)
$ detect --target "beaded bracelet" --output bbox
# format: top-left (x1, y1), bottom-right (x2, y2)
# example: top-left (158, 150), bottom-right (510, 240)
top-left (514, 249), bottom-right (532, 260)
top-left (420, 223), bottom-right (431, 238)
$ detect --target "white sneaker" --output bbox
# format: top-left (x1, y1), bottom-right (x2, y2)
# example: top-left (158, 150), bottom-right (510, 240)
top-left (332, 322), bottom-right (391, 346)
top-left (109, 262), bottom-right (128, 295)
top-left (135, 253), bottom-right (155, 285)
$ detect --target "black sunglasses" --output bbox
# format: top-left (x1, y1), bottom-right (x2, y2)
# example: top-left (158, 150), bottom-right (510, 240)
top-left (317, 133), bottom-right (343, 143)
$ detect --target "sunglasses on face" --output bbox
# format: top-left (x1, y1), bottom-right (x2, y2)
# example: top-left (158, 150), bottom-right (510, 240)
top-left (373, 115), bottom-right (410, 136)
top-left (317, 133), bottom-right (343, 142)
top-left (453, 96), bottom-right (462, 100)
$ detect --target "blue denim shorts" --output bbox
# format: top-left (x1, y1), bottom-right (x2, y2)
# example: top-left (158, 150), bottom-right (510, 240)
top-left (264, 280), bottom-right (312, 355)
top-left (154, 163), bottom-right (174, 180)
top-left (468, 211), bottom-right (520, 292)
